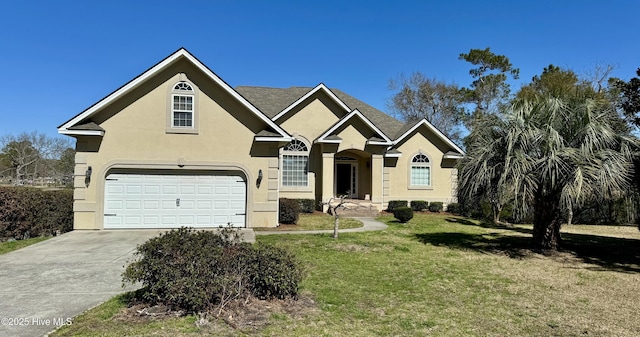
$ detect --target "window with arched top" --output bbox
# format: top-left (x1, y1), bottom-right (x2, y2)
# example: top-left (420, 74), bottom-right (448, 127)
top-left (282, 139), bottom-right (309, 187)
top-left (171, 81), bottom-right (195, 128)
top-left (410, 153), bottom-right (431, 187)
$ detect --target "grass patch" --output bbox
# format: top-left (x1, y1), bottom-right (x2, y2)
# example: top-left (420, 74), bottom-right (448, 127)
top-left (51, 214), bottom-right (640, 336)
top-left (254, 213), bottom-right (363, 231)
top-left (0, 237), bottom-right (48, 255)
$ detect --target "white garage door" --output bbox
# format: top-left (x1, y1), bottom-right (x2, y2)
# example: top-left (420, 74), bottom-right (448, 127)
top-left (104, 173), bottom-right (246, 229)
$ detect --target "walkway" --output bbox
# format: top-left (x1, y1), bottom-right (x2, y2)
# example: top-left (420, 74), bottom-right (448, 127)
top-left (255, 217), bottom-right (387, 235)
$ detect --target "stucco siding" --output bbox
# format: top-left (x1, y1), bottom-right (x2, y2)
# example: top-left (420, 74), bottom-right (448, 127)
top-left (72, 63), bottom-right (279, 229)
top-left (386, 127), bottom-right (458, 205)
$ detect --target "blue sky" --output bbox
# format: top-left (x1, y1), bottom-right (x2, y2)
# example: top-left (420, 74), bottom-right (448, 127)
top-left (1, 0), bottom-right (638, 140)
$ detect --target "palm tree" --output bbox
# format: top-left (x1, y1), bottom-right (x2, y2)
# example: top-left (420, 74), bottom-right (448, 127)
top-left (459, 88), bottom-right (636, 249)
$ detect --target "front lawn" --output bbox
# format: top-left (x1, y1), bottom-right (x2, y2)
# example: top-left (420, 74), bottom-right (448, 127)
top-left (0, 237), bottom-right (49, 255)
top-left (52, 214), bottom-right (640, 336)
top-left (253, 212), bottom-right (364, 231)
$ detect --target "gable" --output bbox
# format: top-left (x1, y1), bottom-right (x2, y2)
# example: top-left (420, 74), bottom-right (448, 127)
top-left (393, 120), bottom-right (464, 157)
top-left (59, 48), bottom-right (290, 141)
top-left (394, 122), bottom-right (463, 158)
top-left (317, 109), bottom-right (392, 146)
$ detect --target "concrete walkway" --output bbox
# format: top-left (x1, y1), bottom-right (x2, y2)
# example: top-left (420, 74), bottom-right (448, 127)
top-left (255, 217), bottom-right (387, 235)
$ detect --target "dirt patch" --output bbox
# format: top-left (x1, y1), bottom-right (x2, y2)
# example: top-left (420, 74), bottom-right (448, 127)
top-left (217, 295), bottom-right (318, 331)
top-left (114, 294), bottom-right (318, 332)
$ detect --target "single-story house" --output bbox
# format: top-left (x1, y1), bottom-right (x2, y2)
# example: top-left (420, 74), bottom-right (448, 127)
top-left (58, 48), bottom-right (463, 229)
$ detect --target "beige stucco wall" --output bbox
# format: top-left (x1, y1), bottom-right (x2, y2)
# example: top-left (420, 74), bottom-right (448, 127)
top-left (72, 60), bottom-right (280, 229)
top-left (385, 126), bottom-right (458, 207)
top-left (278, 95), bottom-right (343, 201)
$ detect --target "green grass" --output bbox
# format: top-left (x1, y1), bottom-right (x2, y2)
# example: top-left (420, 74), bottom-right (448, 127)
top-left (253, 213), bottom-right (363, 231)
top-left (0, 236), bottom-right (48, 255)
top-left (52, 214), bottom-right (640, 336)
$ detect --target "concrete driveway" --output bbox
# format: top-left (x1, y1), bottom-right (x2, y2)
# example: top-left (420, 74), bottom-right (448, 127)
top-left (0, 230), bottom-right (165, 337)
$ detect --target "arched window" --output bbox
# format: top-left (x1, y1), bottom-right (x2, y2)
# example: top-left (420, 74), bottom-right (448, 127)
top-left (171, 81), bottom-right (194, 128)
top-left (410, 153), bottom-right (431, 187)
top-left (282, 139), bottom-right (309, 187)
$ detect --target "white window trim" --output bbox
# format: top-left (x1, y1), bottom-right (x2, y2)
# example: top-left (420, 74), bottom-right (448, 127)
top-left (171, 93), bottom-right (194, 128)
top-left (166, 76), bottom-right (199, 134)
top-left (280, 138), bottom-right (311, 190)
top-left (408, 152), bottom-right (433, 190)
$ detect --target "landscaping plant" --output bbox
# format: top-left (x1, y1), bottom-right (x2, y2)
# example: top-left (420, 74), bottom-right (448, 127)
top-left (393, 206), bottom-right (414, 223)
top-left (122, 227), bottom-right (304, 315)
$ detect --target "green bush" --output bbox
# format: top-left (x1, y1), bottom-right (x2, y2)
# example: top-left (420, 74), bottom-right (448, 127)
top-left (0, 187), bottom-right (73, 240)
top-left (393, 207), bottom-right (414, 223)
top-left (279, 198), bottom-right (301, 224)
top-left (247, 243), bottom-right (305, 299)
top-left (122, 227), bottom-right (304, 313)
top-left (429, 202), bottom-right (444, 212)
top-left (410, 200), bottom-right (428, 212)
top-left (296, 199), bottom-right (316, 213)
top-left (446, 202), bottom-right (461, 214)
top-left (387, 200), bottom-right (408, 212)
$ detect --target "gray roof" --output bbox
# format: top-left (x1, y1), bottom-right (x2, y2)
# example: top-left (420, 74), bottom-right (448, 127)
top-left (236, 86), bottom-right (405, 140)
top-left (236, 86), bottom-right (310, 119)
top-left (393, 119), bottom-right (421, 140)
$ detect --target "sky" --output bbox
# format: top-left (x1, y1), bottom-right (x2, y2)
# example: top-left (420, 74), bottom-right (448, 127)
top-left (1, 0), bottom-right (638, 141)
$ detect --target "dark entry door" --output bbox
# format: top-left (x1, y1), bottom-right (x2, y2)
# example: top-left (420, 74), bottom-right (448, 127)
top-left (336, 163), bottom-right (352, 196)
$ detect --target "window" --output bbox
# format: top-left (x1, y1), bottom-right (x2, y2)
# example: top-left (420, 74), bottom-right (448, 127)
top-left (410, 153), bottom-right (431, 187)
top-left (282, 139), bottom-right (309, 187)
top-left (172, 82), bottom-right (194, 128)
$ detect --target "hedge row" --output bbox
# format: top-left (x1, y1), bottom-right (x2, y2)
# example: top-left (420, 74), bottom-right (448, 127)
top-left (0, 187), bottom-right (73, 240)
top-left (387, 200), bottom-right (455, 213)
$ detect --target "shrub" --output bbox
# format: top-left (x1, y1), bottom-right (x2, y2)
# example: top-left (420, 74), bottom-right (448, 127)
top-left (247, 243), bottom-right (305, 299)
top-left (393, 207), bottom-right (414, 223)
top-left (296, 199), bottom-right (316, 213)
top-left (410, 200), bottom-right (428, 212)
top-left (387, 200), bottom-right (408, 212)
top-left (122, 227), bottom-right (304, 314)
top-left (0, 187), bottom-right (73, 240)
top-left (279, 198), bottom-right (301, 224)
top-left (429, 202), bottom-right (444, 212)
top-left (446, 202), bottom-right (461, 214)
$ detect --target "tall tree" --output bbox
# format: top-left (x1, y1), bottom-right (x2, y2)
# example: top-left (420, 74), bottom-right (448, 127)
top-left (459, 47), bottom-right (520, 121)
top-left (0, 132), bottom-right (71, 184)
top-left (459, 67), bottom-right (636, 249)
top-left (610, 68), bottom-right (640, 127)
top-left (388, 72), bottom-right (466, 144)
top-left (57, 147), bottom-right (76, 186)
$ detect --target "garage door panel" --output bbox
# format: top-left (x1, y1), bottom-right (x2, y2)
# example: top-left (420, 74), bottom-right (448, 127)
top-left (142, 185), bottom-right (159, 194)
top-left (180, 185), bottom-right (196, 195)
top-left (198, 186), bottom-right (213, 194)
top-left (104, 173), bottom-right (246, 229)
top-left (143, 200), bottom-right (159, 210)
top-left (197, 200), bottom-right (212, 210)
top-left (144, 216), bottom-right (159, 225)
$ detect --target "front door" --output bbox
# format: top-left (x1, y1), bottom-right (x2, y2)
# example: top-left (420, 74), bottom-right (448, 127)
top-left (335, 163), bottom-right (357, 198)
